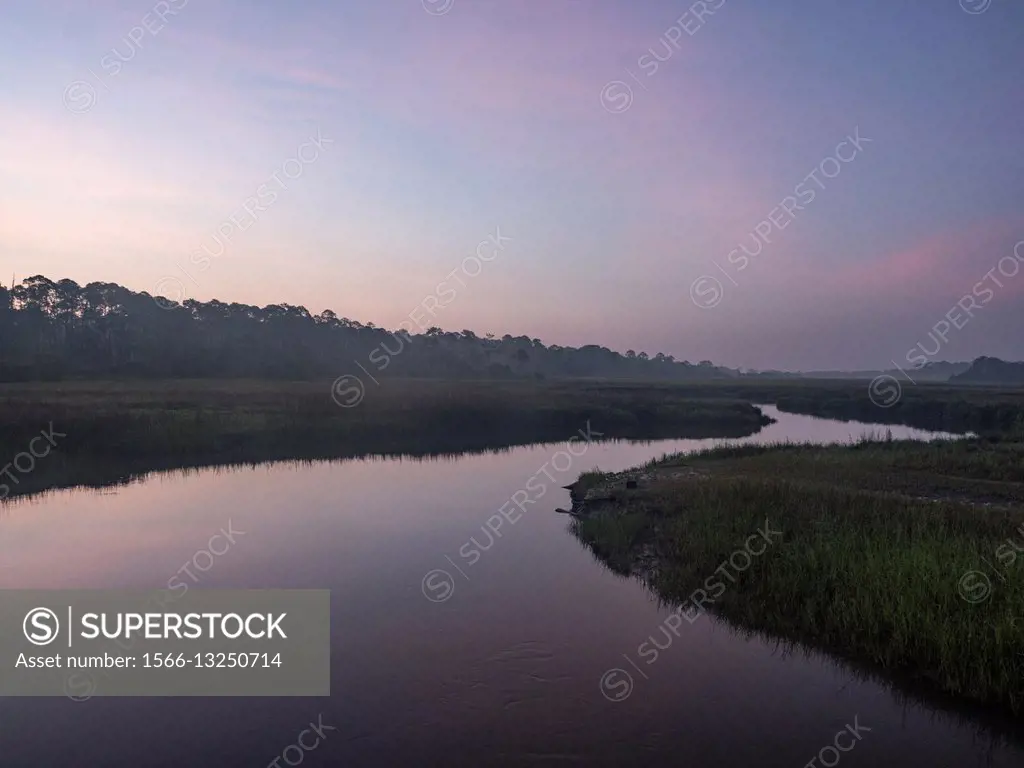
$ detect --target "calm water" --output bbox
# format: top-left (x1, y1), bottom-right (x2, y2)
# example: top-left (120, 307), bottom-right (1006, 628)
top-left (1, 407), bottom-right (1021, 767)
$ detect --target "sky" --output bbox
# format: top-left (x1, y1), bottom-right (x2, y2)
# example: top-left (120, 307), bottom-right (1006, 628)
top-left (1, 0), bottom-right (1022, 370)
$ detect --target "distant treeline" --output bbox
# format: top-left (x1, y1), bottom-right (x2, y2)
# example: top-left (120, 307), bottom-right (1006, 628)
top-left (0, 276), bottom-right (731, 381)
top-left (951, 357), bottom-right (1024, 386)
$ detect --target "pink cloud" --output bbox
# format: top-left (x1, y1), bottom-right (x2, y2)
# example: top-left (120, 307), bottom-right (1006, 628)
top-left (825, 218), bottom-right (1024, 301)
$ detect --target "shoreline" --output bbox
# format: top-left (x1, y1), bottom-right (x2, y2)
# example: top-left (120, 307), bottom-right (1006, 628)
top-left (568, 437), bottom-right (1024, 716)
top-left (0, 380), bottom-right (774, 502)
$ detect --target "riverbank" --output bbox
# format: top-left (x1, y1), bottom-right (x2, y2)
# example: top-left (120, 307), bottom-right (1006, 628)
top-left (6, 374), bottom-right (1023, 504)
top-left (0, 379), bottom-right (772, 501)
top-left (656, 378), bottom-right (1024, 436)
top-left (569, 436), bottom-right (1024, 714)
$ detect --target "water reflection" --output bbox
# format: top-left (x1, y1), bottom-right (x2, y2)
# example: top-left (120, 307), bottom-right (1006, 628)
top-left (0, 407), bottom-right (1018, 767)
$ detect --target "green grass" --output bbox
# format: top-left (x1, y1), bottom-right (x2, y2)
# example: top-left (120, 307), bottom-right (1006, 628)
top-left (572, 438), bottom-right (1024, 714)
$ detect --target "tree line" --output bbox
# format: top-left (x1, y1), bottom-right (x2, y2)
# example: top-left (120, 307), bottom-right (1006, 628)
top-left (0, 276), bottom-right (730, 382)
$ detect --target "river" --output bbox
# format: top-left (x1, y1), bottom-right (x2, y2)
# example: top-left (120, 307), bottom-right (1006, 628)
top-left (0, 406), bottom-right (1020, 767)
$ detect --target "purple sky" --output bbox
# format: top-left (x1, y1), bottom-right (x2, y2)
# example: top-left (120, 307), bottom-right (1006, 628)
top-left (2, 0), bottom-right (1022, 369)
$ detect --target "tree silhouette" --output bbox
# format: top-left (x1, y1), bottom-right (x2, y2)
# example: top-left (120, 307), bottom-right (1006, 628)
top-left (0, 274), bottom-right (735, 383)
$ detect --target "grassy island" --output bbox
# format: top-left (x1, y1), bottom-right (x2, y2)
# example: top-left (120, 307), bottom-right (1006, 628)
top-left (570, 436), bottom-right (1024, 714)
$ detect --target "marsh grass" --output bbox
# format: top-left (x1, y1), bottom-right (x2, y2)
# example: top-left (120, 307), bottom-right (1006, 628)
top-left (573, 438), bottom-right (1024, 714)
top-left (0, 379), bottom-right (772, 501)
